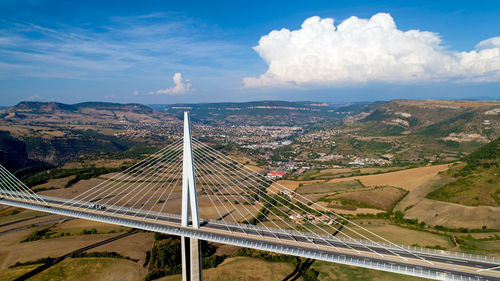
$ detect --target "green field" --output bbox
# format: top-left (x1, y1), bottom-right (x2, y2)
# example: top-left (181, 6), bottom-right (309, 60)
top-left (27, 258), bottom-right (146, 281)
top-left (312, 261), bottom-right (429, 281)
top-left (0, 264), bottom-right (40, 281)
top-left (296, 180), bottom-right (364, 195)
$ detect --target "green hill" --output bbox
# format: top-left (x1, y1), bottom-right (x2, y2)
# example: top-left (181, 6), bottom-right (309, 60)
top-left (357, 100), bottom-right (500, 138)
top-left (336, 100), bottom-right (500, 162)
top-left (426, 137), bottom-right (500, 206)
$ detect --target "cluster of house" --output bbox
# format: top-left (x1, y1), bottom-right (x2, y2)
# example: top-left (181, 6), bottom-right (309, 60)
top-left (289, 213), bottom-right (336, 225)
top-left (316, 153), bottom-right (344, 162)
top-left (315, 153), bottom-right (392, 166)
top-left (348, 157), bottom-right (392, 166)
top-left (114, 129), bottom-right (149, 138)
top-left (264, 161), bottom-right (314, 179)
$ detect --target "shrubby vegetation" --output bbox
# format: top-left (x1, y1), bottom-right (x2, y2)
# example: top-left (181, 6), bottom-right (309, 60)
top-left (417, 112), bottom-right (475, 138)
top-left (22, 229), bottom-right (51, 242)
top-left (70, 251), bottom-right (136, 261)
top-left (144, 234), bottom-right (226, 281)
top-left (458, 137), bottom-right (500, 176)
top-left (9, 257), bottom-right (54, 268)
top-left (24, 166), bottom-right (125, 187)
top-left (426, 137), bottom-right (500, 206)
top-left (348, 138), bottom-right (393, 153)
top-left (80, 228), bottom-right (98, 235)
top-left (77, 145), bottom-right (164, 162)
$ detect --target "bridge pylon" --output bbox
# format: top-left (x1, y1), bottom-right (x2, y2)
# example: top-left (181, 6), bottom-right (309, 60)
top-left (181, 111), bottom-right (202, 281)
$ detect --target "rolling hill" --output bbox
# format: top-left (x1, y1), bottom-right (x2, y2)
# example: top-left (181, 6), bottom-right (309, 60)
top-left (426, 137), bottom-right (500, 206)
top-left (356, 100), bottom-right (500, 139)
top-left (0, 101), bottom-right (176, 125)
top-left (0, 101), bottom-right (179, 168)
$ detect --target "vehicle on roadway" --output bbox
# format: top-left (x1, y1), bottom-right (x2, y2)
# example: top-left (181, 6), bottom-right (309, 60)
top-left (88, 203), bottom-right (106, 210)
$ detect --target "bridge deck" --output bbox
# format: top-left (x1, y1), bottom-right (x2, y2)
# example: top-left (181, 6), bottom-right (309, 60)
top-left (1, 196), bottom-right (499, 281)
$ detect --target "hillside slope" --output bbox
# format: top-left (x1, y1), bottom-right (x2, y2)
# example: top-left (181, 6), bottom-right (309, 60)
top-left (332, 100), bottom-right (500, 163)
top-left (426, 137), bottom-right (500, 206)
top-left (0, 101), bottom-right (178, 168)
top-left (357, 99), bottom-right (500, 139)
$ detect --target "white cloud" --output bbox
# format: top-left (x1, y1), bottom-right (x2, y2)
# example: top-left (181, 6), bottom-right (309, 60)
top-left (156, 73), bottom-right (192, 95)
top-left (476, 37), bottom-right (500, 50)
top-left (28, 94), bottom-right (42, 101)
top-left (244, 13), bottom-right (500, 87)
top-left (0, 17), bottom-right (244, 79)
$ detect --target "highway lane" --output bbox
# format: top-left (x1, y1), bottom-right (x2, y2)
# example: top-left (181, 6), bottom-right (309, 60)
top-left (2, 196), bottom-right (499, 280)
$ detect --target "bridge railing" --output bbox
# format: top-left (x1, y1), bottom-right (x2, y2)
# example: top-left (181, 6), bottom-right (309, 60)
top-left (38, 194), bottom-right (497, 265)
top-left (199, 215), bottom-right (498, 265)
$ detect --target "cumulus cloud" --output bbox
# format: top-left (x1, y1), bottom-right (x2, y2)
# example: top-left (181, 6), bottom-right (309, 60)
top-left (243, 13), bottom-right (500, 87)
top-left (156, 73), bottom-right (192, 94)
top-left (476, 37), bottom-right (500, 50)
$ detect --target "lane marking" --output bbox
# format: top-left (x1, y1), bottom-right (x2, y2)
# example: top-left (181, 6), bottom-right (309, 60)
top-left (477, 265), bottom-right (500, 272)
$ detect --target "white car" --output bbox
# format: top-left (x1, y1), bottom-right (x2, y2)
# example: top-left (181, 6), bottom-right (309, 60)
top-left (89, 203), bottom-right (106, 210)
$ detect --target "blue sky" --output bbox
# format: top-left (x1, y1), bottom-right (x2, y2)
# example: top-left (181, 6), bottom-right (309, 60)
top-left (1, 0), bottom-right (500, 105)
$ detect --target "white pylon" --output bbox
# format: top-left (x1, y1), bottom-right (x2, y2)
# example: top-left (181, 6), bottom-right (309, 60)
top-left (181, 111), bottom-right (200, 228)
top-left (181, 111), bottom-right (202, 281)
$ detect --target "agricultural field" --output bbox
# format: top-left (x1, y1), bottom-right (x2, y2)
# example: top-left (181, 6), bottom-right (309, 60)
top-left (0, 264), bottom-right (40, 280)
top-left (290, 166), bottom-right (413, 182)
top-left (296, 180), bottom-right (363, 195)
top-left (29, 258), bottom-right (146, 281)
top-left (337, 219), bottom-right (453, 248)
top-left (326, 186), bottom-right (407, 210)
top-left (312, 260), bottom-right (428, 281)
top-left (403, 199), bottom-right (500, 229)
top-left (158, 256), bottom-right (301, 281)
top-left (327, 164), bottom-right (451, 191)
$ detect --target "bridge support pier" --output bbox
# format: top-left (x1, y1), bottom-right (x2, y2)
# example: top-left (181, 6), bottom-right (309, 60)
top-left (181, 111), bottom-right (202, 281)
top-left (181, 236), bottom-right (202, 281)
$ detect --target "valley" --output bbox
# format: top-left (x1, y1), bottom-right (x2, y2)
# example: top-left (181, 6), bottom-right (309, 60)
top-left (0, 99), bottom-right (498, 281)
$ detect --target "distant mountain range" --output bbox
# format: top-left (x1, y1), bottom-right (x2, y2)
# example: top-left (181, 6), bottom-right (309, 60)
top-left (149, 100), bottom-right (371, 125)
top-left (0, 101), bottom-right (175, 125)
top-left (0, 100), bottom-right (372, 126)
top-left (14, 101), bottom-right (153, 113)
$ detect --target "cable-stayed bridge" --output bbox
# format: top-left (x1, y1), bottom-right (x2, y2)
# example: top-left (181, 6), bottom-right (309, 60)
top-left (0, 112), bottom-right (499, 281)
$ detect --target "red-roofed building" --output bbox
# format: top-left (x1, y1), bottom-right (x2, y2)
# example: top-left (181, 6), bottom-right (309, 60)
top-left (265, 171), bottom-right (286, 179)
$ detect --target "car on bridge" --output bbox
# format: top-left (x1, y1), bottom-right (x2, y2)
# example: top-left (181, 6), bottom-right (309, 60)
top-left (88, 203), bottom-right (106, 210)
